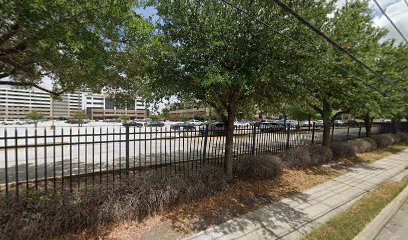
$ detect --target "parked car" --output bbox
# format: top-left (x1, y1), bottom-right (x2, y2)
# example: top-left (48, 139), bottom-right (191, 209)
top-left (186, 119), bottom-right (203, 126)
top-left (259, 122), bottom-right (285, 132)
top-left (199, 122), bottom-right (225, 136)
top-left (170, 122), bottom-right (196, 131)
top-left (103, 118), bottom-right (117, 123)
top-left (300, 120), bottom-right (315, 127)
top-left (122, 120), bottom-right (143, 127)
top-left (65, 119), bottom-right (90, 124)
top-left (146, 121), bottom-right (165, 127)
top-left (346, 120), bottom-right (360, 127)
top-left (1, 119), bottom-right (25, 125)
top-left (234, 121), bottom-right (250, 128)
top-left (315, 120), bottom-right (324, 127)
top-left (334, 120), bottom-right (345, 126)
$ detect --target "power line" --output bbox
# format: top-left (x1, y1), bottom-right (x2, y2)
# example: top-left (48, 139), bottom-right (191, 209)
top-left (270, 0), bottom-right (407, 94)
top-left (373, 0), bottom-right (408, 44)
top-left (217, 0), bottom-right (389, 96)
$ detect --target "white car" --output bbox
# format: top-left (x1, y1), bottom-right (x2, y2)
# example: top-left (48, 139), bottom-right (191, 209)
top-left (187, 119), bottom-right (203, 126)
top-left (1, 119), bottom-right (25, 125)
top-left (315, 120), bottom-right (324, 127)
top-left (300, 120), bottom-right (314, 127)
top-left (234, 121), bottom-right (250, 127)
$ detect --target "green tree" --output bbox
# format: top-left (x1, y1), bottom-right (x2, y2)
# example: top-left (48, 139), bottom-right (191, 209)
top-left (178, 114), bottom-right (190, 122)
top-left (118, 115), bottom-right (131, 122)
top-left (0, 0), bottom-right (153, 96)
top-left (72, 112), bottom-right (88, 127)
top-left (144, 0), bottom-right (333, 180)
top-left (292, 0), bottom-right (388, 145)
top-left (26, 111), bottom-right (43, 128)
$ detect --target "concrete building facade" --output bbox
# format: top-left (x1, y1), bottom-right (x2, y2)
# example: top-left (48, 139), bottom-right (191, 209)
top-left (0, 86), bottom-right (148, 120)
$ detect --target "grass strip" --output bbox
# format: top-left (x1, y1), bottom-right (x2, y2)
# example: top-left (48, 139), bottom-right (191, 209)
top-left (305, 177), bottom-right (408, 240)
top-left (357, 144), bottom-right (408, 163)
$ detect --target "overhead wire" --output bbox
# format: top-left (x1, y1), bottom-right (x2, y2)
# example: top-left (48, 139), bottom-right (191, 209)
top-left (270, 0), bottom-right (407, 94)
top-left (373, 0), bottom-right (408, 44)
top-left (218, 0), bottom-right (389, 96)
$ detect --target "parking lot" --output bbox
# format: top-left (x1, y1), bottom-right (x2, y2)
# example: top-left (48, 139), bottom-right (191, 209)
top-left (0, 120), bottom-right (378, 185)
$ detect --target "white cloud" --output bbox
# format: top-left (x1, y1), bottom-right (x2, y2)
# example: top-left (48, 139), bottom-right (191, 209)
top-left (371, 0), bottom-right (408, 43)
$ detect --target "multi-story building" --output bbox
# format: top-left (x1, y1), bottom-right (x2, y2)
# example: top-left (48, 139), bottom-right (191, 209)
top-left (0, 87), bottom-right (52, 119)
top-left (51, 92), bottom-right (83, 119)
top-left (169, 108), bottom-right (207, 120)
top-left (0, 86), bottom-right (148, 120)
top-left (82, 92), bottom-right (148, 120)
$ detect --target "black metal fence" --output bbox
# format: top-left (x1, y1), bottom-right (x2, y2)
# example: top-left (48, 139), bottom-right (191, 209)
top-left (0, 122), bottom-right (403, 196)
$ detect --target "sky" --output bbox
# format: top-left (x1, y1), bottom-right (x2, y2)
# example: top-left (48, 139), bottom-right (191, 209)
top-left (337, 0), bottom-right (408, 43)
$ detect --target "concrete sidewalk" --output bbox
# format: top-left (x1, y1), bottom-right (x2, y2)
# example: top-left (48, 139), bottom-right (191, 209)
top-left (187, 150), bottom-right (408, 240)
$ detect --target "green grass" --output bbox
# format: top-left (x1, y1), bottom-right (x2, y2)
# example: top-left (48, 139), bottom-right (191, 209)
top-left (304, 177), bottom-right (408, 240)
top-left (357, 144), bottom-right (408, 163)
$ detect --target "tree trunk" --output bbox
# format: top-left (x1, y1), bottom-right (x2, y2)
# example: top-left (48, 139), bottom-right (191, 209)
top-left (321, 100), bottom-right (331, 146)
top-left (224, 104), bottom-right (237, 182)
top-left (308, 115), bottom-right (311, 130)
top-left (364, 114), bottom-right (373, 137)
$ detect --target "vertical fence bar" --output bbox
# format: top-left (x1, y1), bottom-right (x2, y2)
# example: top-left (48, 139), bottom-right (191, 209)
top-left (285, 125), bottom-right (290, 149)
top-left (85, 128), bottom-right (88, 190)
top-left (52, 128), bottom-right (56, 191)
top-left (311, 122), bottom-right (315, 144)
top-left (61, 128), bottom-right (64, 190)
top-left (34, 128), bottom-right (38, 190)
top-left (125, 125), bottom-right (130, 176)
top-left (69, 128), bottom-right (72, 191)
top-left (77, 128), bottom-right (80, 191)
top-left (251, 125), bottom-right (256, 155)
top-left (43, 128), bottom-right (47, 192)
top-left (92, 127), bottom-right (95, 187)
top-left (358, 124), bottom-right (362, 138)
top-left (99, 127), bottom-right (102, 185)
top-left (25, 128), bottom-right (29, 194)
top-left (14, 128), bottom-right (18, 197)
top-left (4, 129), bottom-right (8, 196)
top-left (202, 124), bottom-right (209, 163)
top-left (346, 125), bottom-right (350, 140)
top-left (112, 128), bottom-right (115, 184)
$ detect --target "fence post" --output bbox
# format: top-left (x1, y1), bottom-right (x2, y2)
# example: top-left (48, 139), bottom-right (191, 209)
top-left (202, 124), bottom-right (209, 163)
top-left (311, 122), bottom-right (315, 144)
top-left (251, 125), bottom-right (257, 155)
top-left (358, 123), bottom-right (362, 138)
top-left (331, 122), bottom-right (335, 142)
top-left (286, 124), bottom-right (290, 149)
top-left (125, 125), bottom-right (130, 176)
top-left (346, 124), bottom-right (350, 140)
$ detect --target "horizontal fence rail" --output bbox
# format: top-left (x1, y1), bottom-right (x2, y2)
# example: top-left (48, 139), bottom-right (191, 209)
top-left (0, 122), bottom-right (405, 196)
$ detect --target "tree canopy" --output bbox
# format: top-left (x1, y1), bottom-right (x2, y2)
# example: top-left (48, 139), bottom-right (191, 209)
top-left (0, 0), bottom-right (153, 95)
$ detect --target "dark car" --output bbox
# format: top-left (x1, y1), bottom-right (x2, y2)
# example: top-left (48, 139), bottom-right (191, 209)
top-left (259, 122), bottom-right (285, 132)
top-left (199, 122), bottom-right (226, 136)
top-left (170, 122), bottom-right (196, 131)
top-left (104, 118), bottom-right (117, 123)
top-left (123, 120), bottom-right (143, 127)
top-left (65, 119), bottom-right (89, 124)
top-left (146, 121), bottom-right (165, 127)
top-left (346, 120), bottom-right (360, 127)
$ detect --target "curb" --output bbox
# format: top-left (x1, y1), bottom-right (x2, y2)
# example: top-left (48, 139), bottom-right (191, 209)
top-left (354, 183), bottom-right (408, 240)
